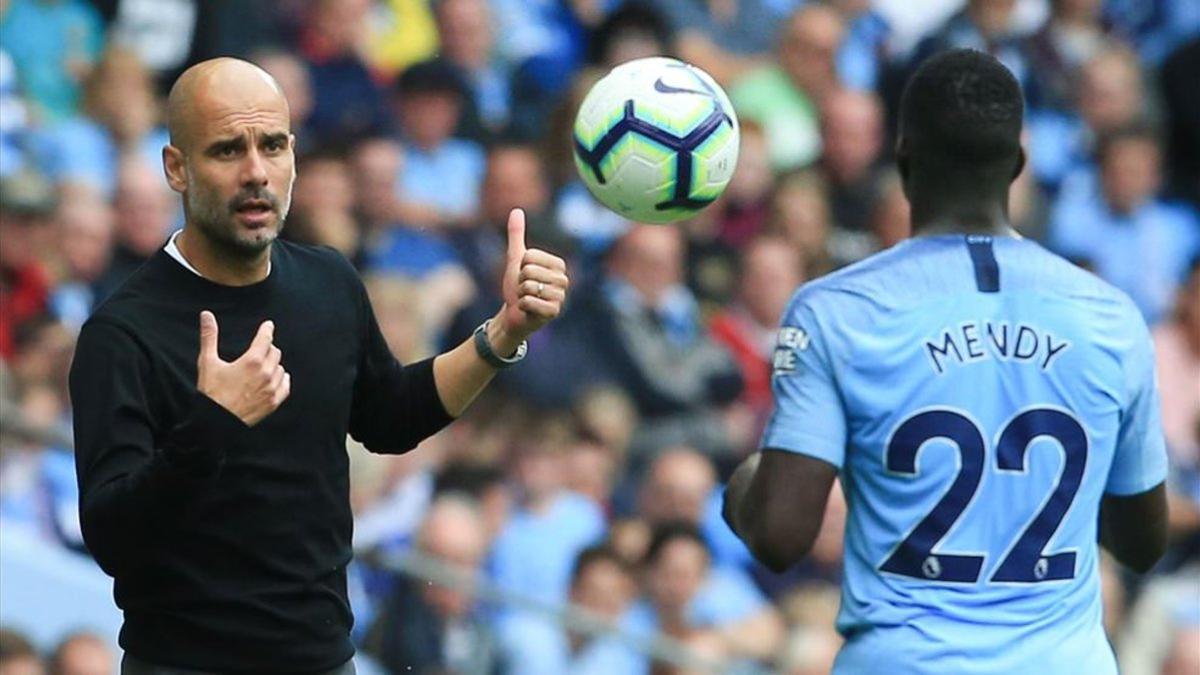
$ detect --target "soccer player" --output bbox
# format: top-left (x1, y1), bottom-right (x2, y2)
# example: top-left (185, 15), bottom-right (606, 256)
top-left (723, 49), bottom-right (1168, 674)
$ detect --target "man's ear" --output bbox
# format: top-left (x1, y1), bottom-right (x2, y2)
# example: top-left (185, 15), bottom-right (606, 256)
top-left (1012, 146), bottom-right (1026, 181)
top-left (162, 144), bottom-right (188, 194)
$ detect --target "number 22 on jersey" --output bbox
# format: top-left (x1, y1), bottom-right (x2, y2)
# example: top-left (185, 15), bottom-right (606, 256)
top-left (880, 406), bottom-right (1086, 584)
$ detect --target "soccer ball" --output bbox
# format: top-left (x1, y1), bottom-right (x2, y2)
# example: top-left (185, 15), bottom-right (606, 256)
top-left (572, 57), bottom-right (740, 224)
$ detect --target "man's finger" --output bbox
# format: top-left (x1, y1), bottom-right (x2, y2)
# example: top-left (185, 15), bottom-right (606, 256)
top-left (516, 295), bottom-right (561, 319)
top-left (506, 208), bottom-right (527, 270)
top-left (269, 364), bottom-right (285, 390)
top-left (522, 249), bottom-right (566, 272)
top-left (520, 280), bottom-right (566, 302)
top-left (517, 265), bottom-right (569, 289)
top-left (199, 311), bottom-right (220, 363)
top-left (273, 372), bottom-right (292, 406)
top-left (246, 320), bottom-right (275, 359)
top-left (264, 345), bottom-right (282, 371)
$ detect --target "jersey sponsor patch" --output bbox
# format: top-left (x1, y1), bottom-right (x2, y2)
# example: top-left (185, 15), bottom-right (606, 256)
top-left (773, 326), bottom-right (810, 374)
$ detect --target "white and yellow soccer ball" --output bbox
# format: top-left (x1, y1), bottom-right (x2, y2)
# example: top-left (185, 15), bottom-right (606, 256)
top-left (572, 57), bottom-right (740, 224)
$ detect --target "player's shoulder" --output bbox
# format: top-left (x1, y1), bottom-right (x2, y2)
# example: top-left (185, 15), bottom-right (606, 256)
top-left (1002, 238), bottom-right (1147, 326)
top-left (787, 240), bottom-right (921, 312)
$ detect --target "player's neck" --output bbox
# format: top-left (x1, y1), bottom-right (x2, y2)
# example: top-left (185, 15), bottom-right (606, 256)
top-left (910, 197), bottom-right (1015, 238)
top-left (177, 226), bottom-right (271, 286)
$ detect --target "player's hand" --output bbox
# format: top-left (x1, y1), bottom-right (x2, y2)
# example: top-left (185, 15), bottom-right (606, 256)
top-left (196, 311), bottom-right (291, 426)
top-left (492, 208), bottom-right (569, 355)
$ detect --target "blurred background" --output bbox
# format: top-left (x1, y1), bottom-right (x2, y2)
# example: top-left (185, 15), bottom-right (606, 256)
top-left (0, 0), bottom-right (1197, 673)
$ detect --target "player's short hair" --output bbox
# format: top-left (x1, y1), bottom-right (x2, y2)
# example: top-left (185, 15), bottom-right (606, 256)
top-left (899, 49), bottom-right (1023, 173)
top-left (571, 544), bottom-right (633, 585)
top-left (644, 521), bottom-right (710, 566)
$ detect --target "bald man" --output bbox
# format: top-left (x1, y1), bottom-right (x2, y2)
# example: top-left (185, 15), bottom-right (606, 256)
top-left (69, 58), bottom-right (569, 673)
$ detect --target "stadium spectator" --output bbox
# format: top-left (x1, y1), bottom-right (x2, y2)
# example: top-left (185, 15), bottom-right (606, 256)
top-left (92, 157), bottom-right (175, 300)
top-left (0, 627), bottom-right (44, 675)
top-left (911, 0), bottom-right (1029, 87)
top-left (1103, 0), bottom-right (1200, 65)
top-left (251, 50), bottom-right (315, 151)
top-left (650, 0), bottom-right (785, 84)
top-left (1028, 45), bottom-right (1146, 193)
top-left (0, 0), bottom-right (104, 121)
top-left (1117, 565), bottom-right (1200, 675)
top-left (390, 58), bottom-right (486, 229)
top-left (769, 169), bottom-right (835, 273)
top-left (573, 385), bottom-right (638, 462)
top-left (731, 5), bottom-right (845, 172)
top-left (567, 225), bottom-right (743, 457)
top-left (828, 0), bottom-right (892, 92)
top-left (89, 0), bottom-right (201, 83)
top-left (489, 415), bottom-right (606, 608)
top-left (433, 461), bottom-right (512, 542)
top-left (1022, 0), bottom-right (1112, 112)
top-left (450, 143), bottom-right (560, 293)
top-left (714, 120), bottom-right (773, 249)
top-left (776, 583), bottom-right (841, 675)
top-left (365, 495), bottom-right (498, 675)
top-left (47, 189), bottom-right (113, 332)
top-left (1049, 126), bottom-right (1200, 322)
top-left (819, 88), bottom-right (887, 239)
top-left (710, 235), bottom-right (806, 444)
top-left (285, 149), bottom-right (360, 257)
top-left (563, 436), bottom-right (619, 512)
top-left (497, 545), bottom-right (648, 675)
top-left (34, 46), bottom-right (166, 199)
top-left (361, 0), bottom-right (438, 79)
top-left (587, 3), bottom-right (672, 71)
top-left (629, 521), bottom-right (784, 663)
top-left (489, 0), bottom-right (593, 117)
top-left (0, 171), bottom-right (55, 360)
top-left (637, 447), bottom-right (754, 572)
top-left (47, 632), bottom-right (111, 675)
top-left (434, 0), bottom-right (511, 142)
top-left (352, 136), bottom-right (470, 308)
top-left (297, 0), bottom-right (390, 146)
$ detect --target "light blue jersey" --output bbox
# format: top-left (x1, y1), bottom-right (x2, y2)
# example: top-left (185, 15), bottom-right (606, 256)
top-left (762, 234), bottom-right (1168, 675)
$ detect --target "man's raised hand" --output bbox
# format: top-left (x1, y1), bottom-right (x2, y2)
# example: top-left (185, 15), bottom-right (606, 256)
top-left (197, 311), bottom-right (291, 426)
top-left (495, 208), bottom-right (569, 352)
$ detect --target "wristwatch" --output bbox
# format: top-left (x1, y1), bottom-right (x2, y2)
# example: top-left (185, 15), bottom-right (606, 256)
top-left (473, 320), bottom-right (528, 369)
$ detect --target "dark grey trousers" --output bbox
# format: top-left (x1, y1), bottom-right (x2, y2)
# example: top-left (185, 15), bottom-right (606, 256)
top-left (120, 654), bottom-right (356, 675)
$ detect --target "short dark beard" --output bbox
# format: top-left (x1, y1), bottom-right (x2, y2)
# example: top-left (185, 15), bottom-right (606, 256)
top-left (187, 183), bottom-right (286, 260)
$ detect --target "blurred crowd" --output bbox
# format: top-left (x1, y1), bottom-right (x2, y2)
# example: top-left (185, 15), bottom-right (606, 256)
top-left (0, 0), bottom-right (1198, 673)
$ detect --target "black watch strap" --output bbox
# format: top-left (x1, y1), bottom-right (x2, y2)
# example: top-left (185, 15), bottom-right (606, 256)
top-left (473, 320), bottom-right (528, 369)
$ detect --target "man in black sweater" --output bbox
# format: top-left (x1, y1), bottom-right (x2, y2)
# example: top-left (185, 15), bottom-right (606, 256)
top-left (69, 58), bottom-right (570, 673)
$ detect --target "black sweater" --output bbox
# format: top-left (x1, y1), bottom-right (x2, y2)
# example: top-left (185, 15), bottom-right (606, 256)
top-left (69, 241), bottom-right (454, 672)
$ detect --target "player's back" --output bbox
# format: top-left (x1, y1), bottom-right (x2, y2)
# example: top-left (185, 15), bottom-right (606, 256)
top-left (771, 234), bottom-right (1166, 674)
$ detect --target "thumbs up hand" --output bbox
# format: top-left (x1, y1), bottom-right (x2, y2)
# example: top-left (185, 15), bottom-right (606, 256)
top-left (492, 208), bottom-right (570, 356)
top-left (196, 311), bottom-right (291, 426)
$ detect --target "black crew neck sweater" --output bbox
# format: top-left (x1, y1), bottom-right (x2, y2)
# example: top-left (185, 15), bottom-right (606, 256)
top-left (69, 240), bottom-right (454, 672)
